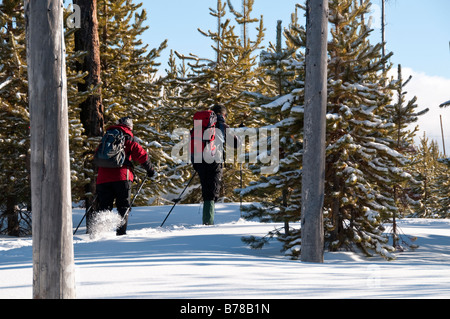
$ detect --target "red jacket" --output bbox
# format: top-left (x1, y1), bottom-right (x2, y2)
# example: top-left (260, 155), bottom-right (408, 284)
top-left (96, 124), bottom-right (148, 184)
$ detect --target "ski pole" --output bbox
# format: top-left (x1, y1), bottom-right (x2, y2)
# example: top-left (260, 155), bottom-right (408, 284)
top-left (73, 195), bottom-right (98, 235)
top-left (240, 163), bottom-right (243, 217)
top-left (160, 171), bottom-right (197, 227)
top-left (120, 176), bottom-right (148, 225)
top-left (238, 123), bottom-right (245, 218)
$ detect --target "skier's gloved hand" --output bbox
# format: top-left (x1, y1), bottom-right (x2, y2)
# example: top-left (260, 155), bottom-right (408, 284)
top-left (146, 167), bottom-right (155, 178)
top-left (141, 160), bottom-right (155, 178)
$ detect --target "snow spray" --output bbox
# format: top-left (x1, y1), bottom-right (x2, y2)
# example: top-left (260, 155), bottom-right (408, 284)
top-left (88, 210), bottom-right (123, 239)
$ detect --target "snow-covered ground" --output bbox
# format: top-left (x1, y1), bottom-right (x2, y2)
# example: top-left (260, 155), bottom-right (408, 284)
top-left (1, 203), bottom-right (450, 299)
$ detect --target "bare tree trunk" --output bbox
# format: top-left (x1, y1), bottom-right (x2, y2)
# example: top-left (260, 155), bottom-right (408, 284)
top-left (6, 196), bottom-right (20, 237)
top-left (74, 0), bottom-right (103, 136)
top-left (73, 0), bottom-right (104, 232)
top-left (25, 0), bottom-right (76, 299)
top-left (301, 0), bottom-right (328, 263)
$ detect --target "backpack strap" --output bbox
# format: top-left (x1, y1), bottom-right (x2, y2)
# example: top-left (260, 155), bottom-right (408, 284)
top-left (119, 131), bottom-right (135, 172)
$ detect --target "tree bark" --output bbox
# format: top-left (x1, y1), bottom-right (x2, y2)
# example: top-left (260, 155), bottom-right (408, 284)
top-left (74, 0), bottom-right (103, 136)
top-left (25, 0), bottom-right (76, 298)
top-left (301, 0), bottom-right (328, 263)
top-left (73, 0), bottom-right (104, 231)
top-left (6, 196), bottom-right (20, 237)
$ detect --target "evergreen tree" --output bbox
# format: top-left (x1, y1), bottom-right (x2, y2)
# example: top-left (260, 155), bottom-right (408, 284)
top-left (154, 50), bottom-right (195, 203)
top-left (435, 156), bottom-right (450, 218)
top-left (240, 17), bottom-right (305, 251)
top-left (225, 0), bottom-right (265, 125)
top-left (93, 0), bottom-right (172, 204)
top-left (411, 135), bottom-right (449, 218)
top-left (0, 0), bottom-right (30, 235)
top-left (437, 89), bottom-right (450, 217)
top-left (389, 64), bottom-right (427, 210)
top-left (322, 0), bottom-right (400, 259)
top-left (173, 0), bottom-right (264, 118)
top-left (242, 0), bottom-right (428, 260)
top-left (386, 64), bottom-right (427, 246)
top-left (389, 65), bottom-right (428, 152)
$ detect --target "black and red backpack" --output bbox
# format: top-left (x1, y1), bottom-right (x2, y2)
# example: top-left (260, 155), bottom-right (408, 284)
top-left (190, 110), bottom-right (217, 163)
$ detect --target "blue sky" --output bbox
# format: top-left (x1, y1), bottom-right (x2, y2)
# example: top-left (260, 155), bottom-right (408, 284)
top-left (381, 0), bottom-right (450, 78)
top-left (142, 0), bottom-right (450, 78)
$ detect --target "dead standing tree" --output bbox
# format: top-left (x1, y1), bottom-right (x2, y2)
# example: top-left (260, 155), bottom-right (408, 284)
top-left (301, 0), bottom-right (329, 263)
top-left (25, 0), bottom-right (76, 298)
top-left (73, 0), bottom-right (104, 232)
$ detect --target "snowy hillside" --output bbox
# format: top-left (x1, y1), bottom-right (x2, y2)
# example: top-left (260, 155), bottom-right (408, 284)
top-left (1, 203), bottom-right (450, 299)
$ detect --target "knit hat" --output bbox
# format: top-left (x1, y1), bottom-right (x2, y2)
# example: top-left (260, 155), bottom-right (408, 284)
top-left (212, 104), bottom-right (227, 116)
top-left (117, 116), bottom-right (133, 130)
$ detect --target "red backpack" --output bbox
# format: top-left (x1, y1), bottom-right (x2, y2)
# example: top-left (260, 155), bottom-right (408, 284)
top-left (190, 110), bottom-right (217, 163)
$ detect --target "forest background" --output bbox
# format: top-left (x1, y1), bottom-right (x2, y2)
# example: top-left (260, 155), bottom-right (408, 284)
top-left (1, 0), bottom-right (450, 260)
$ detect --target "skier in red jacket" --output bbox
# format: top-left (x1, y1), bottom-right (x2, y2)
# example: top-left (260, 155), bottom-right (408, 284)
top-left (92, 116), bottom-right (154, 235)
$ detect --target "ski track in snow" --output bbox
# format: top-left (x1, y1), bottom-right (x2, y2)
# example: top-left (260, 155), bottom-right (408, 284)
top-left (1, 203), bottom-right (450, 299)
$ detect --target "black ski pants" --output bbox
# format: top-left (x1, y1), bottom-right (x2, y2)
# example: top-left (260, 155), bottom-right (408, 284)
top-left (96, 180), bottom-right (132, 235)
top-left (193, 162), bottom-right (223, 202)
